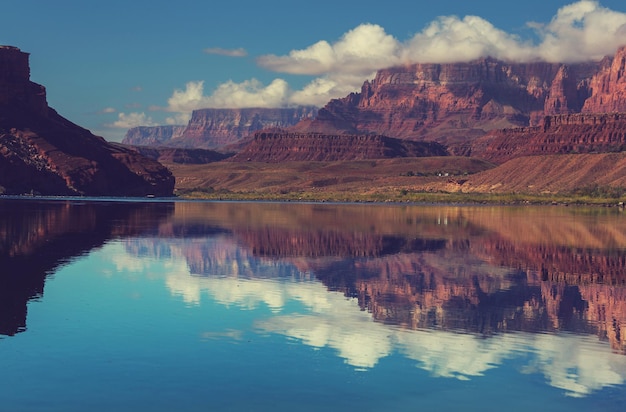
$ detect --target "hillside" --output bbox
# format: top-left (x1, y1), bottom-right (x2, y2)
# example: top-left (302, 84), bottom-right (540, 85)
top-left (458, 153), bottom-right (626, 194)
top-left (168, 157), bottom-right (494, 196)
top-left (0, 46), bottom-right (175, 196)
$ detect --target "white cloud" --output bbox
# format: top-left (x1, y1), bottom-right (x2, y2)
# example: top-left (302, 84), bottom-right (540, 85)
top-left (108, 112), bottom-right (157, 129)
top-left (402, 15), bottom-right (536, 63)
top-left (204, 47), bottom-right (248, 57)
top-left (257, 24), bottom-right (400, 76)
top-left (161, 79), bottom-right (293, 120)
top-left (157, 1), bottom-right (626, 119)
top-left (110, 236), bottom-right (626, 397)
top-left (203, 78), bottom-right (290, 108)
top-left (532, 0), bottom-right (626, 61)
top-left (99, 107), bottom-right (116, 114)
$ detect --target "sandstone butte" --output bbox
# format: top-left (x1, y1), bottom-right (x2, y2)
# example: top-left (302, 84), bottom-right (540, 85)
top-left (0, 46), bottom-right (175, 196)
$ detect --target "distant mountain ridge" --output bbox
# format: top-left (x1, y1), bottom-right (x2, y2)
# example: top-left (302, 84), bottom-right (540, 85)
top-left (123, 106), bottom-right (318, 149)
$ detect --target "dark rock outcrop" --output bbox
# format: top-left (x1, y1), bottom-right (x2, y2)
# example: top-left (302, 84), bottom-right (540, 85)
top-left (227, 131), bottom-right (448, 162)
top-left (0, 46), bottom-right (175, 196)
top-left (128, 145), bottom-right (232, 164)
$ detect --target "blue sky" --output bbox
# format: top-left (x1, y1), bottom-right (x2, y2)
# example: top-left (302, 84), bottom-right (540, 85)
top-left (2, 0), bottom-right (626, 141)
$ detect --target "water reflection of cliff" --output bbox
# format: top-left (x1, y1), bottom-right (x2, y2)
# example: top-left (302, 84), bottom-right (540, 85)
top-left (137, 202), bottom-right (626, 354)
top-left (0, 199), bottom-right (174, 336)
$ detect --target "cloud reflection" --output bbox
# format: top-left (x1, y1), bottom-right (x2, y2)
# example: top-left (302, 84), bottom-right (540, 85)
top-left (111, 240), bottom-right (626, 397)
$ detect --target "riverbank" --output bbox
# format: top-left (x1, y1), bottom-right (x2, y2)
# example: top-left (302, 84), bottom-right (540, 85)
top-left (175, 187), bottom-right (626, 207)
top-left (168, 156), bottom-right (626, 207)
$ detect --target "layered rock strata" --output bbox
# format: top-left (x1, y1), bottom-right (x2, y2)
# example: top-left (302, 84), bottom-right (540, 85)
top-left (227, 131), bottom-right (448, 162)
top-left (122, 125), bottom-right (186, 146)
top-left (305, 58), bottom-right (602, 144)
top-left (0, 46), bottom-right (175, 196)
top-left (123, 106), bottom-right (318, 149)
top-left (475, 113), bottom-right (626, 163)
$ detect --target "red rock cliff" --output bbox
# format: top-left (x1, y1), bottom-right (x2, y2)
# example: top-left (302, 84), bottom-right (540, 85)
top-left (175, 106), bottom-right (318, 149)
top-left (305, 57), bottom-right (601, 147)
top-left (582, 46), bottom-right (626, 113)
top-left (0, 46), bottom-right (175, 196)
top-left (475, 113), bottom-right (626, 163)
top-left (227, 131), bottom-right (448, 162)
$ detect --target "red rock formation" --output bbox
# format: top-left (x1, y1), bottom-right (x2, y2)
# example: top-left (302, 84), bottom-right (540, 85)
top-left (172, 106), bottom-right (318, 149)
top-left (227, 131), bottom-right (448, 162)
top-left (122, 125), bottom-right (186, 146)
top-left (582, 46), bottom-right (626, 113)
top-left (475, 113), bottom-right (626, 163)
top-left (0, 46), bottom-right (175, 196)
top-left (543, 65), bottom-right (589, 115)
top-left (304, 58), bottom-right (601, 146)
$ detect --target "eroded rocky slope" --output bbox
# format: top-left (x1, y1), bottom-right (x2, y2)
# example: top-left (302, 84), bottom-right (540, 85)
top-left (0, 46), bottom-right (175, 196)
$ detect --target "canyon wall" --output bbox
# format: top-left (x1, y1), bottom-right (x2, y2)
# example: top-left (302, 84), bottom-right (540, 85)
top-left (123, 106), bottom-right (318, 149)
top-left (474, 113), bottom-right (626, 163)
top-left (305, 57), bottom-right (602, 145)
top-left (227, 131), bottom-right (448, 162)
top-left (0, 46), bottom-right (175, 196)
top-left (122, 125), bottom-right (186, 146)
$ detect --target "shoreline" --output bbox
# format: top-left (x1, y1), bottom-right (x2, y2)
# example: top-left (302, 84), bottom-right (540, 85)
top-left (174, 189), bottom-right (626, 208)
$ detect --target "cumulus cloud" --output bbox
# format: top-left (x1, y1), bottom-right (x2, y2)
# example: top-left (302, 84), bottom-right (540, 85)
top-left (157, 1), bottom-right (626, 120)
top-left (161, 79), bottom-right (293, 121)
top-left (108, 112), bottom-right (157, 129)
top-left (204, 47), bottom-right (248, 57)
top-left (531, 0), bottom-right (626, 61)
top-left (98, 107), bottom-right (116, 114)
top-left (257, 23), bottom-right (400, 75)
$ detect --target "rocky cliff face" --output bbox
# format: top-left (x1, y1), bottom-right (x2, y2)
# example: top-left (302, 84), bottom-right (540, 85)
top-left (124, 107), bottom-right (318, 149)
top-left (473, 113), bottom-right (626, 163)
top-left (227, 131), bottom-right (448, 162)
top-left (0, 46), bottom-right (47, 117)
top-left (122, 125), bottom-right (186, 146)
top-left (305, 57), bottom-right (602, 146)
top-left (582, 51), bottom-right (626, 113)
top-left (0, 46), bottom-right (175, 196)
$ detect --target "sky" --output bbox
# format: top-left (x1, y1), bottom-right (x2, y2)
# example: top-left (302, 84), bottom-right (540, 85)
top-left (3, 0), bottom-right (626, 142)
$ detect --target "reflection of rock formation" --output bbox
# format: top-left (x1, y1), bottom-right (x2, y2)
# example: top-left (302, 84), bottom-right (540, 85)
top-left (235, 227), bottom-right (446, 258)
top-left (0, 199), bottom-right (173, 336)
top-left (119, 202), bottom-right (626, 354)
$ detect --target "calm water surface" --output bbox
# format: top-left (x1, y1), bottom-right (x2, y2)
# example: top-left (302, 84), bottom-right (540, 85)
top-left (1, 198), bottom-right (626, 411)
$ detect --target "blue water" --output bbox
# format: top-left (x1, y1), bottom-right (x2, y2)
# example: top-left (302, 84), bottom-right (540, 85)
top-left (1, 199), bottom-right (625, 411)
